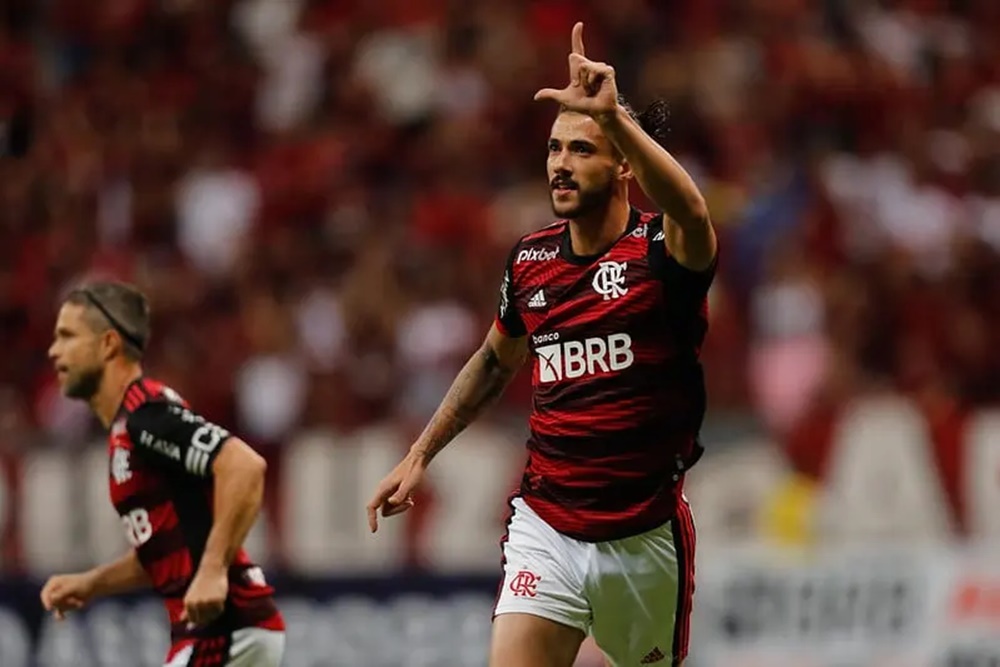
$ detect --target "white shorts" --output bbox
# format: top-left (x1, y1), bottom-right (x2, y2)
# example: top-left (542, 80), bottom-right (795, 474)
top-left (494, 497), bottom-right (696, 667)
top-left (164, 627), bottom-right (285, 667)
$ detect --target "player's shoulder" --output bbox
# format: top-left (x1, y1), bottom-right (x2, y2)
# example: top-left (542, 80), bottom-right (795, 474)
top-left (122, 377), bottom-right (188, 411)
top-left (510, 219), bottom-right (566, 252)
top-left (518, 219), bottom-right (566, 245)
top-left (121, 378), bottom-right (189, 427)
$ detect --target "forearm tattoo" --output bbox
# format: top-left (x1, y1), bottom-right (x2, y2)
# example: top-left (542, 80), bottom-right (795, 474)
top-left (416, 345), bottom-right (518, 461)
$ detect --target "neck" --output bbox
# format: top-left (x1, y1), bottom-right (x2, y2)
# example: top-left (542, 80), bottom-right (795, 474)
top-left (90, 361), bottom-right (143, 428)
top-left (567, 195), bottom-right (631, 257)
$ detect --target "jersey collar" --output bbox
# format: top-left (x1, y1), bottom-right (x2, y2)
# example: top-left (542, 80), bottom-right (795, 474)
top-left (559, 206), bottom-right (642, 266)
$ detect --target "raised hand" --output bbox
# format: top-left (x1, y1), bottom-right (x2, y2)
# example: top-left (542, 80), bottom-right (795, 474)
top-left (533, 22), bottom-right (619, 119)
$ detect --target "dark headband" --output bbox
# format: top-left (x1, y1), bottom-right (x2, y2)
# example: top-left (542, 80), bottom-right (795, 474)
top-left (81, 290), bottom-right (145, 352)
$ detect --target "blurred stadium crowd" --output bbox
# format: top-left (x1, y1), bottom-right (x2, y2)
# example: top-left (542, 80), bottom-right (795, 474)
top-left (2, 0), bottom-right (1000, 547)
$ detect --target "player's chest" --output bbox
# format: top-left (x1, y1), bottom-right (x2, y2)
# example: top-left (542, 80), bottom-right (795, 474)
top-left (516, 250), bottom-right (662, 336)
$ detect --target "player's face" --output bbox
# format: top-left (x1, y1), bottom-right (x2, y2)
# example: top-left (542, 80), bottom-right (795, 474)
top-left (48, 303), bottom-right (106, 400)
top-left (546, 112), bottom-right (622, 219)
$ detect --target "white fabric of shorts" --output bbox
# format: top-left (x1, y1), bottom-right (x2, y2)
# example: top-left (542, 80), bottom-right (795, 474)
top-left (163, 627), bottom-right (285, 667)
top-left (493, 496), bottom-right (696, 666)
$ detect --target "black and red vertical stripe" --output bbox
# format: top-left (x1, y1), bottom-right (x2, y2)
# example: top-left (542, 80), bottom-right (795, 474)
top-left (670, 497), bottom-right (697, 666)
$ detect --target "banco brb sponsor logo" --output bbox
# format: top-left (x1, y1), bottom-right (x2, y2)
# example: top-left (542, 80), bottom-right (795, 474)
top-left (535, 333), bottom-right (633, 383)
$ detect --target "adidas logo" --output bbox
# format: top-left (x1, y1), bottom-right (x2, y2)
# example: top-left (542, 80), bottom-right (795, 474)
top-left (527, 290), bottom-right (547, 309)
top-left (652, 230), bottom-right (665, 242)
top-left (640, 647), bottom-right (666, 664)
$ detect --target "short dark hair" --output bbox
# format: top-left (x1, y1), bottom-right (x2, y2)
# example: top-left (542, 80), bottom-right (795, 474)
top-left (64, 281), bottom-right (151, 360)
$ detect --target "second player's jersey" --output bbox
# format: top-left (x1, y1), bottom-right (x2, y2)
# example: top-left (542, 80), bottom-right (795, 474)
top-left (107, 377), bottom-right (283, 643)
top-left (496, 207), bottom-right (715, 541)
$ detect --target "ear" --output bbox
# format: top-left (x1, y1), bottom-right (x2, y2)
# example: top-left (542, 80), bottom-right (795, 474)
top-left (99, 329), bottom-right (120, 361)
top-left (617, 158), bottom-right (634, 182)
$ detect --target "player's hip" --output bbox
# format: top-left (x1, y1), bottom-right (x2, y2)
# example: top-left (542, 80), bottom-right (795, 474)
top-left (164, 627), bottom-right (285, 667)
top-left (494, 495), bottom-right (697, 664)
top-left (167, 596), bottom-right (285, 643)
top-left (504, 492), bottom-right (696, 553)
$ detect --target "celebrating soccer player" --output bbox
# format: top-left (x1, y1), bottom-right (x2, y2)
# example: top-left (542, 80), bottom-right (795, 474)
top-left (368, 22), bottom-right (717, 667)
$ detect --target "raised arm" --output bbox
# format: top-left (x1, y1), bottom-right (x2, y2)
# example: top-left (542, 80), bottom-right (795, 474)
top-left (596, 106), bottom-right (717, 271)
top-left (534, 21), bottom-right (717, 271)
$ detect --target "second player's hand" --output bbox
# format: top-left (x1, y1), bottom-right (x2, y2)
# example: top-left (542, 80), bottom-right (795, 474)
top-left (366, 449), bottom-right (424, 532)
top-left (534, 22), bottom-right (619, 120)
top-left (180, 564), bottom-right (228, 627)
top-left (40, 572), bottom-right (96, 620)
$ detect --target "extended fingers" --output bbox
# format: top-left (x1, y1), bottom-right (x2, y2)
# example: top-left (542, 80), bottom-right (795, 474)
top-left (534, 86), bottom-right (571, 103)
top-left (571, 22), bottom-right (585, 56)
top-left (367, 490), bottom-right (388, 532)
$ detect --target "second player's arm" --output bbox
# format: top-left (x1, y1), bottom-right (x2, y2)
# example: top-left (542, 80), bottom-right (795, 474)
top-left (181, 437), bottom-right (267, 623)
top-left (85, 549), bottom-right (151, 596)
top-left (41, 550), bottom-right (150, 619)
top-left (127, 403), bottom-right (266, 569)
top-left (411, 324), bottom-right (528, 464)
top-left (199, 439), bottom-right (267, 570)
top-left (596, 105), bottom-right (717, 271)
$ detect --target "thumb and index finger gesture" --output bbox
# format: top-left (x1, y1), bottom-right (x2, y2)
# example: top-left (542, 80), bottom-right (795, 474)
top-left (533, 22), bottom-right (618, 116)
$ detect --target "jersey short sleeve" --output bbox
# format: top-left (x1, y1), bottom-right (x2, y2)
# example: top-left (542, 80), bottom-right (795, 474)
top-left (648, 214), bottom-right (718, 301)
top-left (494, 245), bottom-right (527, 338)
top-left (125, 401), bottom-right (232, 477)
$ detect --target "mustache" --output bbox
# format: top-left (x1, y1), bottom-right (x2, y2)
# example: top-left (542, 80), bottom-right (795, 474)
top-left (551, 177), bottom-right (578, 190)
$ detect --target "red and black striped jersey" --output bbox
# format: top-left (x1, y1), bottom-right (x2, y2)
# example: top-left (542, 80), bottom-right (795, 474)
top-left (107, 377), bottom-right (283, 643)
top-left (495, 207), bottom-right (715, 542)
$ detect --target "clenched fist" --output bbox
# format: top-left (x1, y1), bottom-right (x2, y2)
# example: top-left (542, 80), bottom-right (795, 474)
top-left (181, 564), bottom-right (228, 627)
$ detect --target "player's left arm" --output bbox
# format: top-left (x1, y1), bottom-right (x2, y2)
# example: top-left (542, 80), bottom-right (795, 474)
top-left (200, 439), bottom-right (267, 569)
top-left (596, 106), bottom-right (717, 271)
top-left (126, 404), bottom-right (267, 560)
top-left (126, 402), bottom-right (267, 625)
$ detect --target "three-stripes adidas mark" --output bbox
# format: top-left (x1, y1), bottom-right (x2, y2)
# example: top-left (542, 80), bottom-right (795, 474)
top-left (527, 289), bottom-right (547, 309)
top-left (640, 646), bottom-right (666, 664)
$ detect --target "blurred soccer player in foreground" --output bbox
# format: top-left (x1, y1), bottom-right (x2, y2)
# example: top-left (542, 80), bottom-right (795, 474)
top-left (41, 282), bottom-right (284, 667)
top-left (369, 22), bottom-right (717, 667)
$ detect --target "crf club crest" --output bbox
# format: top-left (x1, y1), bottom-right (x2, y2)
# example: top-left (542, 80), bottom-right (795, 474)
top-left (508, 570), bottom-right (541, 598)
top-left (592, 261), bottom-right (628, 300)
top-left (111, 448), bottom-right (131, 485)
